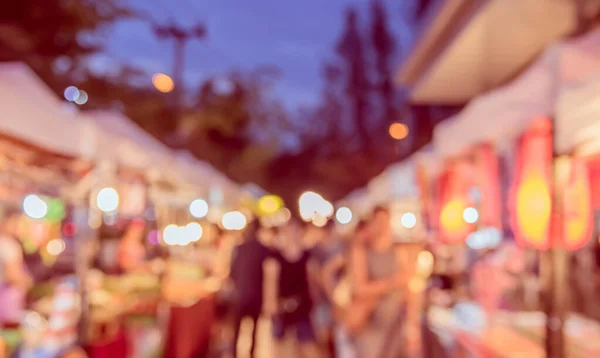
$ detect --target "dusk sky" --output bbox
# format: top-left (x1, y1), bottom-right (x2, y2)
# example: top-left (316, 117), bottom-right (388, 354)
top-left (90, 0), bottom-right (416, 109)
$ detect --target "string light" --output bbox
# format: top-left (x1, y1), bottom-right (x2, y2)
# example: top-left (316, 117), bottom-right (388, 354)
top-left (335, 207), bottom-right (353, 224)
top-left (23, 194), bottom-right (48, 219)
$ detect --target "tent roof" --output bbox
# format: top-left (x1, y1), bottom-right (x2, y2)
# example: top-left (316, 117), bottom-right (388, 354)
top-left (434, 28), bottom-right (600, 156)
top-left (0, 63), bottom-right (88, 157)
top-left (0, 62), bottom-right (246, 205)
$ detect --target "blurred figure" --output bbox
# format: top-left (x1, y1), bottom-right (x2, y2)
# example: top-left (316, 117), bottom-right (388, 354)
top-left (325, 220), bottom-right (371, 358)
top-left (307, 220), bottom-right (341, 355)
top-left (0, 209), bottom-right (32, 327)
top-left (265, 220), bottom-right (320, 358)
top-left (117, 218), bottom-right (147, 273)
top-left (229, 220), bottom-right (272, 358)
top-left (350, 207), bottom-right (407, 358)
top-left (258, 224), bottom-right (276, 248)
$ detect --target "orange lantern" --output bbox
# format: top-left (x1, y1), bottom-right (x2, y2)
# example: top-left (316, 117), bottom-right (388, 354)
top-left (562, 158), bottom-right (592, 250)
top-left (510, 118), bottom-right (552, 250)
top-left (438, 160), bottom-right (474, 243)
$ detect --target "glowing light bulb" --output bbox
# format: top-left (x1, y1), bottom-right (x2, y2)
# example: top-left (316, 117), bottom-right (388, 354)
top-left (401, 212), bottom-right (417, 229)
top-left (152, 73), bottom-right (174, 93)
top-left (74, 90), bottom-right (88, 105)
top-left (47, 239), bottom-right (66, 256)
top-left (463, 207), bottom-right (479, 224)
top-left (23, 194), bottom-right (48, 219)
top-left (96, 187), bottom-right (119, 212)
top-left (222, 211), bottom-right (247, 231)
top-left (336, 207), bottom-right (353, 224)
top-left (64, 86), bottom-right (80, 102)
top-left (389, 123), bottom-right (409, 140)
top-left (185, 222), bottom-right (203, 242)
top-left (189, 199), bottom-right (209, 218)
top-left (163, 224), bottom-right (180, 246)
top-left (312, 214), bottom-right (328, 227)
top-left (316, 200), bottom-right (334, 218)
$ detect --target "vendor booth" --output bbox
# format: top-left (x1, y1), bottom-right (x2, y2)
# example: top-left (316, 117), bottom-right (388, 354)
top-left (0, 62), bottom-right (250, 358)
top-left (420, 28), bottom-right (600, 356)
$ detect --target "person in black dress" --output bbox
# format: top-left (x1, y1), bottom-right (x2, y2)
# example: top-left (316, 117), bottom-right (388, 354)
top-left (265, 219), bottom-right (320, 357)
top-left (229, 220), bottom-right (272, 358)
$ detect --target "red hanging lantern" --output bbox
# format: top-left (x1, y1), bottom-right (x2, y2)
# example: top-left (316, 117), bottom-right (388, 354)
top-left (510, 118), bottom-right (552, 250)
top-left (562, 158), bottom-right (593, 251)
top-left (438, 159), bottom-right (474, 243)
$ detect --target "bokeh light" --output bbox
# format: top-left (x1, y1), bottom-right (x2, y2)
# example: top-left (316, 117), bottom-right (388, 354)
top-left (74, 90), bottom-right (88, 105)
top-left (463, 207), bottom-right (479, 224)
top-left (163, 224), bottom-right (180, 246)
top-left (312, 214), bottom-right (328, 227)
top-left (335, 207), bottom-right (353, 224)
top-left (189, 199), bottom-right (209, 218)
top-left (299, 191), bottom-right (331, 221)
top-left (96, 187), bottom-right (119, 212)
top-left (147, 230), bottom-right (160, 245)
top-left (258, 195), bottom-right (283, 215)
top-left (185, 222), bottom-right (203, 242)
top-left (62, 222), bottom-right (77, 237)
top-left (23, 194), bottom-right (48, 219)
top-left (222, 211), bottom-right (247, 231)
top-left (316, 200), bottom-right (334, 218)
top-left (64, 86), bottom-right (79, 102)
top-left (46, 238), bottom-right (66, 256)
top-left (389, 123), bottom-right (409, 140)
top-left (152, 73), bottom-right (174, 93)
top-left (401, 212), bottom-right (417, 229)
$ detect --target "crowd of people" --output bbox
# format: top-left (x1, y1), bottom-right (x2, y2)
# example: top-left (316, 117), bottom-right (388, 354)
top-left (224, 206), bottom-right (415, 358)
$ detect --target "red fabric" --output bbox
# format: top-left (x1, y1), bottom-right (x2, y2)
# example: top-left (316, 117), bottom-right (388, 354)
top-left (85, 330), bottom-right (129, 358)
top-left (164, 294), bottom-right (216, 358)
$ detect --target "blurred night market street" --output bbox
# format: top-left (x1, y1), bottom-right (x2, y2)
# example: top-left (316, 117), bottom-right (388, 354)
top-left (3, 1), bottom-right (600, 357)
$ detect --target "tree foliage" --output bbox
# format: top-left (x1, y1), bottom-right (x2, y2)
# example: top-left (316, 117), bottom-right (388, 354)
top-left (0, 0), bottom-right (131, 91)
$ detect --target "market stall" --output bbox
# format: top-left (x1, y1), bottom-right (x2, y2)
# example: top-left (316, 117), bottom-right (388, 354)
top-left (0, 62), bottom-right (250, 357)
top-left (433, 28), bottom-right (600, 157)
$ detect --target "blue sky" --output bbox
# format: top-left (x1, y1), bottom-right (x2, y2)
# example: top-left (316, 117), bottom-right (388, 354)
top-left (91, 0), bottom-right (415, 109)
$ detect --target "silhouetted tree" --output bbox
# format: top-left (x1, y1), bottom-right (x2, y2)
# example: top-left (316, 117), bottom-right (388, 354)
top-left (370, 0), bottom-right (397, 133)
top-left (0, 0), bottom-right (132, 92)
top-left (415, 0), bottom-right (435, 19)
top-left (336, 8), bottom-right (371, 151)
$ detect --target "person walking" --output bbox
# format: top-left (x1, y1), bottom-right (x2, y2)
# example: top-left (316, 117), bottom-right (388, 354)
top-left (265, 220), bottom-right (320, 358)
top-left (0, 209), bottom-right (32, 327)
top-left (351, 207), bottom-right (408, 358)
top-left (308, 220), bottom-right (344, 356)
top-left (229, 220), bottom-right (272, 358)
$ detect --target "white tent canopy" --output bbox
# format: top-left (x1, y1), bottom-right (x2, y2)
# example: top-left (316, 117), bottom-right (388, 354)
top-left (434, 28), bottom-right (600, 156)
top-left (0, 63), bottom-right (89, 157)
top-left (0, 62), bottom-right (247, 207)
top-left (557, 73), bottom-right (600, 155)
top-left (338, 145), bottom-right (439, 216)
top-left (84, 110), bottom-right (176, 171)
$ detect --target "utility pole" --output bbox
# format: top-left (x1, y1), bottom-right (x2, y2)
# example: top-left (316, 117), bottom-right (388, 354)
top-left (154, 23), bottom-right (206, 107)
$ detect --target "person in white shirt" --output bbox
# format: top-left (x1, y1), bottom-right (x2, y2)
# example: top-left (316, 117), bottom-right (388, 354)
top-left (0, 209), bottom-right (32, 326)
